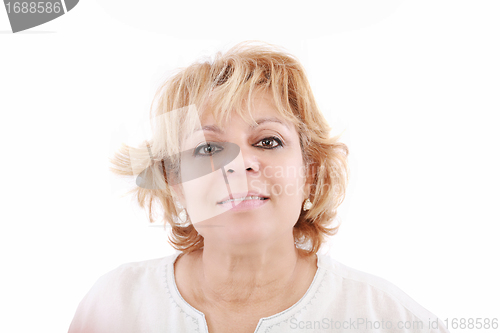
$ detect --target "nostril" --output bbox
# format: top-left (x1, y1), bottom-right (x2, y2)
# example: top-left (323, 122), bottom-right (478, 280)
top-left (246, 163), bottom-right (260, 172)
top-left (227, 168), bottom-right (235, 173)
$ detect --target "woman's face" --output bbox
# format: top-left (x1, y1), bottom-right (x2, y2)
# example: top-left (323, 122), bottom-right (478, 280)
top-left (178, 91), bottom-right (309, 245)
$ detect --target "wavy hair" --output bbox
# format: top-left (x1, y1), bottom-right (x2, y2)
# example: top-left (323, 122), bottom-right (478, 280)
top-left (109, 42), bottom-right (349, 255)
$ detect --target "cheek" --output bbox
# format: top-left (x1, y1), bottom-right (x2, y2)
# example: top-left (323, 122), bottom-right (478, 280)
top-left (266, 176), bottom-right (302, 197)
top-left (180, 178), bottom-right (211, 215)
top-left (271, 174), bottom-right (306, 228)
top-left (181, 174), bottom-right (224, 224)
top-left (263, 157), bottom-right (307, 199)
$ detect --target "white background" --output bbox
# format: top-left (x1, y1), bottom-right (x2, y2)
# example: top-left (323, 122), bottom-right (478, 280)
top-left (1, 1), bottom-right (498, 332)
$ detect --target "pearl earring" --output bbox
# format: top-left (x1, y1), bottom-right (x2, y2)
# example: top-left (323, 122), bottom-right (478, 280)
top-left (303, 198), bottom-right (312, 211)
top-left (178, 208), bottom-right (187, 223)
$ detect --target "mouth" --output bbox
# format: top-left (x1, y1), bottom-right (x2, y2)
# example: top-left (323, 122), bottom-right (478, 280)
top-left (216, 193), bottom-right (269, 205)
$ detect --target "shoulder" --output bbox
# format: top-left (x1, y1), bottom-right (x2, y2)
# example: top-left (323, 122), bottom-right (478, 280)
top-left (88, 255), bottom-right (174, 298)
top-left (100, 255), bottom-right (174, 284)
top-left (68, 253), bottom-right (179, 333)
top-left (316, 254), bottom-right (449, 333)
top-left (317, 254), bottom-right (428, 314)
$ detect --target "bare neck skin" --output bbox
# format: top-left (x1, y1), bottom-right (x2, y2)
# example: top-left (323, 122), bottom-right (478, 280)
top-left (176, 231), bottom-right (317, 314)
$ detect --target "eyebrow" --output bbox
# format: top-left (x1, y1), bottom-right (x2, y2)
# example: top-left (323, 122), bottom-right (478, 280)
top-left (194, 117), bottom-right (290, 133)
top-left (197, 125), bottom-right (223, 133)
top-left (251, 117), bottom-right (290, 129)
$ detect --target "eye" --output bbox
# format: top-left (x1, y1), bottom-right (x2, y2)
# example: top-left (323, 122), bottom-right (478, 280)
top-left (194, 142), bottom-right (223, 156)
top-left (254, 137), bottom-right (283, 149)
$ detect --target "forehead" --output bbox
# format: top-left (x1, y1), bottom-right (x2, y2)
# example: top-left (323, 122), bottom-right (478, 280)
top-left (199, 90), bottom-right (295, 129)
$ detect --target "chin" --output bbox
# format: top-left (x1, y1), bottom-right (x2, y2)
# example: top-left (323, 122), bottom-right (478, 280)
top-left (200, 214), bottom-right (277, 246)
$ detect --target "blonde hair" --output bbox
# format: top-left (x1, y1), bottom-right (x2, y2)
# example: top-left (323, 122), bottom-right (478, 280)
top-left (110, 42), bottom-right (349, 255)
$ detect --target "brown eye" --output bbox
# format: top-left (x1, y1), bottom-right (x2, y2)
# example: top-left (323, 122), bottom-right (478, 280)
top-left (254, 137), bottom-right (283, 149)
top-left (262, 139), bottom-right (273, 147)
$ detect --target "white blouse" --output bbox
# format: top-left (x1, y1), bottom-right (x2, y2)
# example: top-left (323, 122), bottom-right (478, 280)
top-left (69, 252), bottom-right (450, 333)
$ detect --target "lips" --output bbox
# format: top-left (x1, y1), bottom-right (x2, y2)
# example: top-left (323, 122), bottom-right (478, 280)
top-left (216, 192), bottom-right (269, 205)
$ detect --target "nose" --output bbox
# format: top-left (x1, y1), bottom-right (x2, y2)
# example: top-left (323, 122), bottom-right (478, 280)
top-left (241, 143), bottom-right (261, 174)
top-left (224, 144), bottom-right (260, 175)
top-left (244, 159), bottom-right (260, 173)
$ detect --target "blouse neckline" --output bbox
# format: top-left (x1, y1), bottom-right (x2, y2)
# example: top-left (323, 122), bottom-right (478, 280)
top-left (165, 251), bottom-right (327, 333)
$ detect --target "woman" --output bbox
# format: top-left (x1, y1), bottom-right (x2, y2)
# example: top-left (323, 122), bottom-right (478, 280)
top-left (69, 42), bottom-right (449, 332)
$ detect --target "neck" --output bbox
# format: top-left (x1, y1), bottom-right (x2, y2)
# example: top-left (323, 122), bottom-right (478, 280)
top-left (191, 234), bottom-right (310, 310)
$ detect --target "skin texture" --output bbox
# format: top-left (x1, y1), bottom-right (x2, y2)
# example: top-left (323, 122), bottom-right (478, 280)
top-left (174, 92), bottom-right (318, 333)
